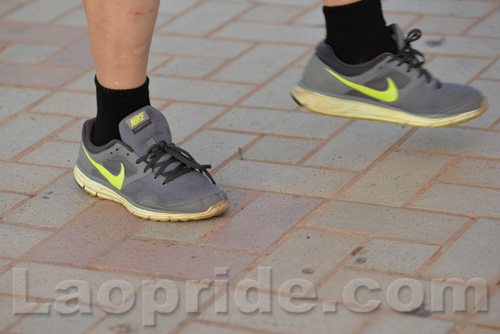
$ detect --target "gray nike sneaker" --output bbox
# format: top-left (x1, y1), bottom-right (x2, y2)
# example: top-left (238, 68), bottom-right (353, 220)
top-left (292, 24), bottom-right (487, 127)
top-left (74, 106), bottom-right (229, 221)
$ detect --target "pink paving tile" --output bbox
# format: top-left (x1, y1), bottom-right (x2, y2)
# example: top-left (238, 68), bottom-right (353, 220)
top-left (27, 201), bottom-right (144, 264)
top-left (43, 37), bottom-right (93, 68)
top-left (201, 193), bottom-right (322, 251)
top-left (95, 238), bottom-right (257, 280)
top-left (0, 23), bottom-right (87, 45)
top-left (0, 63), bottom-right (84, 88)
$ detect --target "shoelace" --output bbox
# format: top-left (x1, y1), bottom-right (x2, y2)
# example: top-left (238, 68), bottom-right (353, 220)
top-left (136, 140), bottom-right (215, 185)
top-left (388, 29), bottom-right (439, 87)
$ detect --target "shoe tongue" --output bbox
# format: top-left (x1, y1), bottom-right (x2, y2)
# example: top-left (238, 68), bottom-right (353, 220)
top-left (118, 106), bottom-right (172, 157)
top-left (389, 23), bottom-right (406, 50)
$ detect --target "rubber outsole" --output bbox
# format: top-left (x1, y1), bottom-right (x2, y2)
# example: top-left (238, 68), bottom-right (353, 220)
top-left (291, 85), bottom-right (488, 128)
top-left (74, 165), bottom-right (229, 222)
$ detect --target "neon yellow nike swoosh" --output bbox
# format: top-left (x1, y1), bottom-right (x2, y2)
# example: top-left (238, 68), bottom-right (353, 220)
top-left (82, 145), bottom-right (125, 190)
top-left (325, 68), bottom-right (398, 103)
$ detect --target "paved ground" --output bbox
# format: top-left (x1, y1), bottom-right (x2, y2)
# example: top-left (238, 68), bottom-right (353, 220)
top-left (1, 0), bottom-right (500, 333)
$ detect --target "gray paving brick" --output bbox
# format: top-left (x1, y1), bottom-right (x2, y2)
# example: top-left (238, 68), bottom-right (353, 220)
top-left (19, 140), bottom-right (80, 167)
top-left (243, 136), bottom-right (319, 164)
top-left (0, 262), bottom-right (144, 303)
top-left (12, 302), bottom-right (106, 334)
top-left (181, 130), bottom-right (257, 168)
top-left (43, 37), bottom-right (93, 68)
top-left (241, 67), bottom-right (304, 110)
top-left (6, 173), bottom-right (97, 228)
top-left (135, 187), bottom-right (257, 242)
top-left (242, 5), bottom-right (302, 23)
top-left (0, 224), bottom-right (52, 257)
top-left (151, 35), bottom-right (251, 59)
top-left (0, 86), bottom-right (49, 123)
top-left (161, 102), bottom-right (225, 143)
top-left (426, 56), bottom-right (490, 84)
top-left (0, 162), bottom-right (64, 193)
top-left (53, 7), bottom-right (87, 27)
top-left (294, 7), bottom-right (323, 25)
top-left (383, 0), bottom-right (497, 17)
top-left (362, 312), bottom-right (454, 334)
top-left (31, 91), bottom-right (96, 117)
top-left (212, 107), bottom-right (348, 139)
top-left (411, 184), bottom-right (500, 217)
top-left (0, 296), bottom-right (25, 332)
top-left (150, 76), bottom-right (254, 105)
top-left (458, 80), bottom-right (500, 128)
top-left (481, 59), bottom-right (500, 80)
top-left (0, 43), bottom-right (60, 63)
top-left (317, 269), bottom-right (483, 318)
top-left (202, 193), bottom-right (322, 251)
top-left (0, 62), bottom-right (84, 88)
top-left (383, 14), bottom-right (423, 29)
top-left (468, 10), bottom-right (500, 38)
top-left (158, 0), bottom-right (199, 15)
top-left (92, 279), bottom-right (213, 334)
top-left (0, 192), bottom-right (27, 215)
top-left (307, 201), bottom-right (468, 243)
top-left (414, 35), bottom-right (500, 57)
top-left (242, 68), bottom-right (303, 110)
top-left (0, 259), bottom-right (10, 270)
top-left (474, 292), bottom-right (500, 326)
top-left (54, 119), bottom-right (86, 142)
top-left (213, 44), bottom-right (308, 84)
top-left (161, 1), bottom-right (249, 36)
top-left (216, 160), bottom-right (356, 197)
top-left (4, 0), bottom-right (79, 23)
top-left (0, 22), bottom-right (87, 45)
top-left (0, 112), bottom-right (72, 159)
top-left (340, 150), bottom-right (453, 206)
top-left (440, 159), bottom-right (500, 188)
top-left (349, 239), bottom-right (440, 274)
top-left (63, 70), bottom-right (95, 92)
top-left (155, 57), bottom-right (225, 78)
top-left (179, 322), bottom-right (265, 334)
top-left (241, 229), bottom-right (363, 290)
top-left (305, 121), bottom-right (408, 171)
top-left (213, 22), bottom-right (323, 44)
top-left (200, 292), bottom-right (368, 334)
top-left (409, 16), bottom-right (476, 35)
top-left (250, 0), bottom-right (319, 7)
top-left (0, 2), bottom-right (16, 15)
top-left (460, 326), bottom-right (500, 334)
top-left (425, 219), bottom-right (500, 281)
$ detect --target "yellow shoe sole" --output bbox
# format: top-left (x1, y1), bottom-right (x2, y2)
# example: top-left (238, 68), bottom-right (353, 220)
top-left (291, 85), bottom-right (488, 128)
top-left (74, 165), bottom-right (229, 222)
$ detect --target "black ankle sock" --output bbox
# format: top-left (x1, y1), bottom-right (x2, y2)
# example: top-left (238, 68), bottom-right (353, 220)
top-left (92, 77), bottom-right (151, 146)
top-left (323, 0), bottom-right (397, 64)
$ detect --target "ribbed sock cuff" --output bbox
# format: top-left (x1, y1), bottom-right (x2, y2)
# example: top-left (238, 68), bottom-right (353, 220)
top-left (323, 0), bottom-right (397, 64)
top-left (323, 0), bottom-right (388, 44)
top-left (92, 77), bottom-right (151, 145)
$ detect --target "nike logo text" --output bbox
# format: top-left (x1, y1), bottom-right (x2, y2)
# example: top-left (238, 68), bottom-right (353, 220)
top-left (325, 68), bottom-right (399, 103)
top-left (130, 111), bottom-right (146, 128)
top-left (83, 145), bottom-right (125, 190)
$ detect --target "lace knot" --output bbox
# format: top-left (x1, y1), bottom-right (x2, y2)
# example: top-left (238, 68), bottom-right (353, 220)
top-left (136, 140), bottom-right (215, 185)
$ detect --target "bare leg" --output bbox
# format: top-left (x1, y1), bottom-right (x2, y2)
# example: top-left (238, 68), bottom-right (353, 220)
top-left (324, 0), bottom-right (360, 5)
top-left (83, 0), bottom-right (159, 90)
